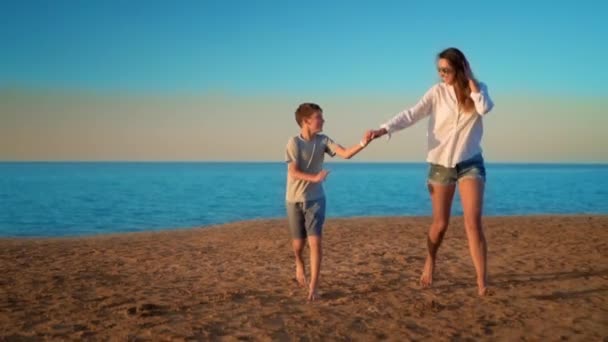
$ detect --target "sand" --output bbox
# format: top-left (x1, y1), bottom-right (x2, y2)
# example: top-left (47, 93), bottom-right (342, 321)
top-left (1, 215), bottom-right (607, 341)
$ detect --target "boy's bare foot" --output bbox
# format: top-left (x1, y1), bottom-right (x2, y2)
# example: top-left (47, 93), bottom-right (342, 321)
top-left (307, 287), bottom-right (319, 302)
top-left (295, 261), bottom-right (306, 288)
top-left (419, 256), bottom-right (434, 288)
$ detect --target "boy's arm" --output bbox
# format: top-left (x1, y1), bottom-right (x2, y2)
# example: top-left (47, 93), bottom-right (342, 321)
top-left (333, 131), bottom-right (373, 159)
top-left (285, 137), bottom-right (329, 183)
top-left (333, 143), bottom-right (365, 160)
top-left (288, 162), bottom-right (329, 183)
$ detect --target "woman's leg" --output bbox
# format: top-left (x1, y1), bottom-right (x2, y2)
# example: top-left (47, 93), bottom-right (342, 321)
top-left (420, 183), bottom-right (456, 287)
top-left (458, 178), bottom-right (488, 295)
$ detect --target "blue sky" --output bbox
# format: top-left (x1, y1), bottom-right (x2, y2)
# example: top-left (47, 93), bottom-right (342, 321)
top-left (1, 1), bottom-right (605, 94)
top-left (0, 1), bottom-right (606, 162)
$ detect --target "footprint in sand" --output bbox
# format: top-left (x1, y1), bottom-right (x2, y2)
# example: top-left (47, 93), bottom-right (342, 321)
top-left (126, 303), bottom-right (169, 317)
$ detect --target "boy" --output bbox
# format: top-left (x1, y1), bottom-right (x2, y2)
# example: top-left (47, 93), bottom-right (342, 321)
top-left (285, 102), bottom-right (372, 301)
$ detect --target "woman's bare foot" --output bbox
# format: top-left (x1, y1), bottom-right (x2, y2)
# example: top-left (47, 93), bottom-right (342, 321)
top-left (295, 261), bottom-right (306, 288)
top-left (478, 286), bottom-right (493, 296)
top-left (419, 256), bottom-right (435, 288)
top-left (307, 287), bottom-right (319, 302)
top-left (477, 277), bottom-right (492, 296)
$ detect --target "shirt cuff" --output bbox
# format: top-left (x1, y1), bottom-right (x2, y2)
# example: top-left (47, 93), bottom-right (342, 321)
top-left (470, 91), bottom-right (482, 101)
top-left (380, 124), bottom-right (391, 140)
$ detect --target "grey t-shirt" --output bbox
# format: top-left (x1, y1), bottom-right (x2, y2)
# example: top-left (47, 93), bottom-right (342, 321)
top-left (285, 134), bottom-right (339, 202)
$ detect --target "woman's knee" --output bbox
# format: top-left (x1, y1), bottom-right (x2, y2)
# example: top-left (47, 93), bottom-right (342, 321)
top-left (464, 221), bottom-right (485, 241)
top-left (464, 217), bottom-right (482, 231)
top-left (429, 221), bottom-right (449, 242)
top-left (430, 220), bottom-right (449, 232)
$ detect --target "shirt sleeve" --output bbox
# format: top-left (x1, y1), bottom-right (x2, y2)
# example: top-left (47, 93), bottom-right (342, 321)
top-left (285, 138), bottom-right (298, 164)
top-left (323, 136), bottom-right (338, 157)
top-left (380, 85), bottom-right (435, 139)
top-left (470, 82), bottom-right (494, 115)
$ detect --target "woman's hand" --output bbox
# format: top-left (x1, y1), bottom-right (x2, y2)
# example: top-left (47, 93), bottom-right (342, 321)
top-left (463, 60), bottom-right (479, 93)
top-left (463, 59), bottom-right (474, 80)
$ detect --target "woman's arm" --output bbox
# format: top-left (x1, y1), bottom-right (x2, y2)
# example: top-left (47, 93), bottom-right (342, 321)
top-left (377, 86), bottom-right (435, 139)
top-left (465, 62), bottom-right (493, 115)
top-left (470, 81), bottom-right (494, 115)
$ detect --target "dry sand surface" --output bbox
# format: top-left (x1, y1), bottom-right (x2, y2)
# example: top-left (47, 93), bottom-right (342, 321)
top-left (1, 216), bottom-right (607, 341)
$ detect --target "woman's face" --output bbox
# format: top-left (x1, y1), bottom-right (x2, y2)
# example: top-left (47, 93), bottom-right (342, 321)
top-left (437, 58), bottom-right (455, 85)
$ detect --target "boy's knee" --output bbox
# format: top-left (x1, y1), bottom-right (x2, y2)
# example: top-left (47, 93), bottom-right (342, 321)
top-left (292, 239), bottom-right (305, 249)
top-left (307, 236), bottom-right (322, 247)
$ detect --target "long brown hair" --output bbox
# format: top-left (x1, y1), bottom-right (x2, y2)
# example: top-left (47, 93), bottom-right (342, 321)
top-left (438, 48), bottom-right (475, 113)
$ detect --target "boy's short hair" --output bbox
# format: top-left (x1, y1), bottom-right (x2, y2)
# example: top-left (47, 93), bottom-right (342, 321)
top-left (295, 103), bottom-right (322, 127)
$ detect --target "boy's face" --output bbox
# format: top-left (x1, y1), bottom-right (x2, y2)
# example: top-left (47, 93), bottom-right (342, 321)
top-left (304, 111), bottom-right (324, 133)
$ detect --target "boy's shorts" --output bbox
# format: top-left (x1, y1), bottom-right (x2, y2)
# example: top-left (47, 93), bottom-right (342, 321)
top-left (428, 153), bottom-right (486, 186)
top-left (286, 197), bottom-right (326, 239)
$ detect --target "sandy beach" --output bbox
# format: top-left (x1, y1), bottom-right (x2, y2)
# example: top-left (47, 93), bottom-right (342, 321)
top-left (1, 215), bottom-right (607, 340)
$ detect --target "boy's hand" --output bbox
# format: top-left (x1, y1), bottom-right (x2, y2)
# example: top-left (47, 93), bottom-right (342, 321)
top-left (314, 169), bottom-right (330, 183)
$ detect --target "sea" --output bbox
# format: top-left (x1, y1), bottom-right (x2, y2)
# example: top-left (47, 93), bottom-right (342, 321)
top-left (1, 162), bottom-right (606, 237)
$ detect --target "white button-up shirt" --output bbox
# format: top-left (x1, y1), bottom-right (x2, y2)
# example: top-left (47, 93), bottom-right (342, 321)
top-left (380, 82), bottom-right (494, 167)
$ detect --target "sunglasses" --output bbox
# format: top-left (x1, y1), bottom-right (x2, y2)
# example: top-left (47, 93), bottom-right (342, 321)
top-left (437, 67), bottom-right (454, 74)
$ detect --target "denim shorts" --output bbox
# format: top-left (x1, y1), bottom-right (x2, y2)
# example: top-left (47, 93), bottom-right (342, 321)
top-left (286, 197), bottom-right (326, 239)
top-left (428, 154), bottom-right (486, 185)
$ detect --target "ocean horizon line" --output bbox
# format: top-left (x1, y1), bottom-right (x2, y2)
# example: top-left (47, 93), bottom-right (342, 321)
top-left (1, 160), bottom-right (607, 166)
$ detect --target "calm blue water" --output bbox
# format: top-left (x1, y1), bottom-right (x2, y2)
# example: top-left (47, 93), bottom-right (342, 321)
top-left (1, 162), bottom-right (607, 237)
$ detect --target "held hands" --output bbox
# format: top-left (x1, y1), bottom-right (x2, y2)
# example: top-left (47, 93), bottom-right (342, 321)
top-left (360, 130), bottom-right (374, 147)
top-left (367, 128), bottom-right (387, 140)
top-left (312, 130), bottom-right (378, 182)
top-left (356, 129), bottom-right (386, 150)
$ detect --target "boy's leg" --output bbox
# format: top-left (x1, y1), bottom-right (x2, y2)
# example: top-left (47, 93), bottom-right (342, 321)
top-left (287, 202), bottom-right (307, 287)
top-left (303, 198), bottom-right (326, 301)
top-left (293, 239), bottom-right (307, 287)
top-left (307, 235), bottom-right (322, 301)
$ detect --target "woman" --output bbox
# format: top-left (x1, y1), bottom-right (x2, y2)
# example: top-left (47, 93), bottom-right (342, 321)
top-left (369, 47), bottom-right (494, 296)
